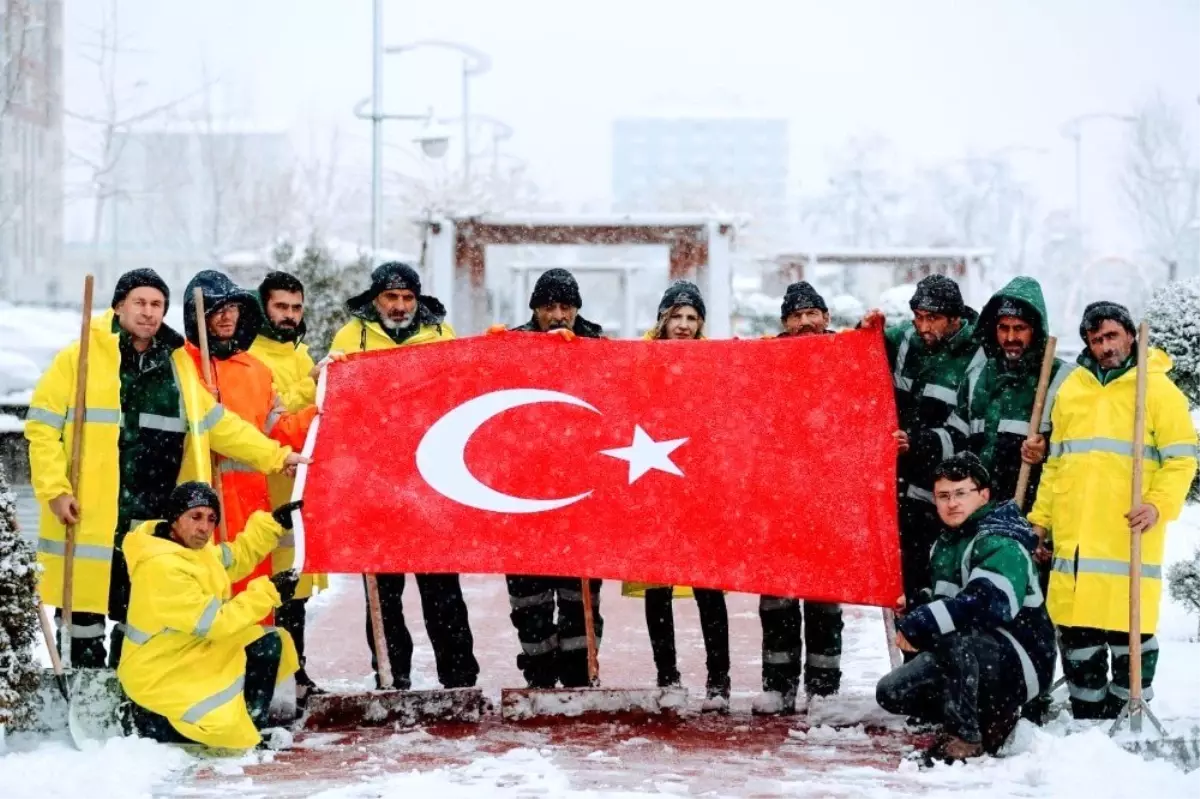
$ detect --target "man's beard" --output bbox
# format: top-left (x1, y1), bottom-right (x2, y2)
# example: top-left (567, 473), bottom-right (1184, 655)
top-left (382, 315), bottom-right (415, 330)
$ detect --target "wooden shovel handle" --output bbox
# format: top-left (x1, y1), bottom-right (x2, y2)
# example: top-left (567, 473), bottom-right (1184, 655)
top-left (581, 578), bottom-right (599, 684)
top-left (192, 287), bottom-right (229, 545)
top-left (365, 575), bottom-right (394, 689)
top-left (1129, 322), bottom-right (1149, 708)
top-left (1014, 336), bottom-right (1057, 511)
top-left (61, 275), bottom-right (94, 667)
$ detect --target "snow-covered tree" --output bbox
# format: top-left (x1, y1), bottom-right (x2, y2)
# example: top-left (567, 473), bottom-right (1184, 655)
top-left (1167, 552), bottom-right (1200, 641)
top-left (1146, 278), bottom-right (1200, 501)
top-left (0, 464), bottom-right (39, 732)
top-left (275, 242), bottom-right (370, 360)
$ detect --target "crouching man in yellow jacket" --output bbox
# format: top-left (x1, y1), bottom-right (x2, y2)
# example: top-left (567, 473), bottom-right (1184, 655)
top-left (118, 482), bottom-right (303, 750)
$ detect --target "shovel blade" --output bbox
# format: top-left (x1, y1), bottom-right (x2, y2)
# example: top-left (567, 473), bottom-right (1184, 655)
top-left (1122, 730), bottom-right (1200, 772)
top-left (301, 687), bottom-right (485, 730)
top-left (26, 668), bottom-right (124, 747)
top-left (500, 686), bottom-right (688, 722)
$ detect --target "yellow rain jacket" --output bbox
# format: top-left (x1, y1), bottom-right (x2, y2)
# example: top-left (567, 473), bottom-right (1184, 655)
top-left (249, 333), bottom-right (326, 598)
top-left (621, 327), bottom-right (705, 600)
top-left (25, 310), bottom-right (291, 614)
top-left (329, 314), bottom-right (456, 355)
top-left (117, 514), bottom-right (299, 749)
top-left (1029, 348), bottom-right (1197, 634)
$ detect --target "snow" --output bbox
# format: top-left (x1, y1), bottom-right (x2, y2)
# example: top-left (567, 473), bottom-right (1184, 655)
top-left (4, 494), bottom-right (1200, 797)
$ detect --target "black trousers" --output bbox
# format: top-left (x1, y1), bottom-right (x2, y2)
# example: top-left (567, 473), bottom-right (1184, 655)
top-left (1059, 625), bottom-right (1158, 720)
top-left (506, 575), bottom-right (603, 689)
top-left (758, 596), bottom-right (843, 695)
top-left (876, 630), bottom-right (1025, 751)
top-left (132, 631), bottom-right (283, 744)
top-left (643, 587), bottom-right (729, 690)
top-left (275, 598), bottom-right (312, 686)
top-left (55, 538), bottom-right (132, 669)
top-left (363, 573), bottom-right (479, 690)
top-left (898, 498), bottom-right (940, 605)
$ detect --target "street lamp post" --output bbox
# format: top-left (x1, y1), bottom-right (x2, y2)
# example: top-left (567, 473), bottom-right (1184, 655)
top-left (361, 4), bottom-right (455, 263)
top-left (435, 114), bottom-right (514, 177)
top-left (1060, 112), bottom-right (1137, 239)
top-left (385, 40), bottom-right (493, 187)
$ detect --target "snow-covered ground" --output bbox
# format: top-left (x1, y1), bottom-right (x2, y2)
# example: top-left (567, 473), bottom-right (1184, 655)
top-left (3, 507), bottom-right (1200, 798)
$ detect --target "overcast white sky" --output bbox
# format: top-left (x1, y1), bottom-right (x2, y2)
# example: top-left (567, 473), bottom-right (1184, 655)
top-left (64, 0), bottom-right (1200, 232)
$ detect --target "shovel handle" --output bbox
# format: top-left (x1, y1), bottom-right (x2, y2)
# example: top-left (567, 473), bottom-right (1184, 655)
top-left (581, 578), bottom-right (599, 684)
top-left (37, 601), bottom-right (65, 677)
top-left (1128, 323), bottom-right (1149, 724)
top-left (365, 574), bottom-right (394, 689)
top-left (1014, 336), bottom-right (1057, 511)
top-left (62, 275), bottom-right (95, 669)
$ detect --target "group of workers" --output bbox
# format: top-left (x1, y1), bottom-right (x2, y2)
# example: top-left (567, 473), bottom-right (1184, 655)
top-left (24, 259), bottom-right (1195, 759)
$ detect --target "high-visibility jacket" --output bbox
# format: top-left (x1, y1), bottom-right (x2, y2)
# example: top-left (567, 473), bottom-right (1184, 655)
top-left (25, 310), bottom-right (291, 614)
top-left (117, 514), bottom-right (299, 749)
top-left (1029, 348), bottom-right (1198, 634)
top-left (183, 341), bottom-right (316, 597)
top-left (329, 311), bottom-right (455, 355)
top-left (248, 333), bottom-right (326, 598)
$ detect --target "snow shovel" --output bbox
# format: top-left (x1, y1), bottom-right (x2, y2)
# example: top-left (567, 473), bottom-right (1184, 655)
top-left (500, 578), bottom-right (687, 722)
top-left (1108, 322), bottom-right (1200, 771)
top-left (300, 574), bottom-right (485, 730)
top-left (192, 287), bottom-right (230, 546)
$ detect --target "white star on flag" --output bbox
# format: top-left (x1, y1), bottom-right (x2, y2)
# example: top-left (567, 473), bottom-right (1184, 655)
top-left (600, 425), bottom-right (689, 484)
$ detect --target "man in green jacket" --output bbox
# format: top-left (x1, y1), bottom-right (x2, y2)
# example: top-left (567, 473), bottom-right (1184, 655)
top-left (885, 275), bottom-right (985, 604)
top-left (947, 277), bottom-right (1074, 509)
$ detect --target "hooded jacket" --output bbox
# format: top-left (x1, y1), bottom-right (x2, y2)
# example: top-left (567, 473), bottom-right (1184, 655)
top-left (183, 271), bottom-right (316, 597)
top-left (117, 513), bottom-right (298, 749)
top-left (897, 500), bottom-right (1056, 702)
top-left (1029, 347), bottom-right (1197, 634)
top-left (885, 307), bottom-right (985, 502)
top-left (25, 310), bottom-right (291, 613)
top-left (947, 278), bottom-right (1075, 504)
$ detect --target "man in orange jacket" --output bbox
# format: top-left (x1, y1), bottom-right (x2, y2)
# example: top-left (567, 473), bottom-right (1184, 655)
top-left (182, 270), bottom-right (317, 599)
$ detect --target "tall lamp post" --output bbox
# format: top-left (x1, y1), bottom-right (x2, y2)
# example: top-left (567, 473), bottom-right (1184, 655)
top-left (435, 114), bottom-right (514, 177)
top-left (385, 39), bottom-right (493, 187)
top-left (361, 1), bottom-right (453, 262)
top-left (1060, 112), bottom-right (1136, 240)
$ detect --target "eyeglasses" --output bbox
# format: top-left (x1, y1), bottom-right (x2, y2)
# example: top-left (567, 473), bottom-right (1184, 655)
top-left (934, 487), bottom-right (980, 504)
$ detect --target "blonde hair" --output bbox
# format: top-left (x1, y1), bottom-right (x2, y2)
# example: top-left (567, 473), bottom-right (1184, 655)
top-left (651, 307), bottom-right (705, 340)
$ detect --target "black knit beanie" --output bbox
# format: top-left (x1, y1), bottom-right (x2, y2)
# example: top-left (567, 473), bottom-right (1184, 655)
top-left (165, 481), bottom-right (221, 526)
top-left (657, 280), bottom-right (706, 320)
top-left (932, 452), bottom-right (992, 491)
top-left (993, 297), bottom-right (1039, 327)
top-left (909, 274), bottom-right (965, 317)
top-left (780, 281), bottom-right (828, 319)
top-left (529, 268), bottom-right (583, 310)
top-left (1079, 301), bottom-right (1136, 343)
top-left (112, 268), bottom-right (171, 310)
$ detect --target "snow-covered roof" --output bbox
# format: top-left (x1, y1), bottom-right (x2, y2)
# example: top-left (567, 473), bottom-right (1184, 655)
top-left (772, 247), bottom-right (993, 262)
top-left (430, 213), bottom-right (742, 228)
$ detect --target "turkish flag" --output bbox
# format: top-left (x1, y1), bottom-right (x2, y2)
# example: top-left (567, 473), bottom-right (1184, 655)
top-left (297, 327), bottom-right (902, 606)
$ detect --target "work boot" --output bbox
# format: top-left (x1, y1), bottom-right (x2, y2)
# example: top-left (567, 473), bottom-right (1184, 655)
top-left (1021, 692), bottom-right (1053, 726)
top-left (657, 670), bottom-right (682, 689)
top-left (376, 674), bottom-right (412, 691)
top-left (751, 687), bottom-right (797, 716)
top-left (700, 684), bottom-right (731, 714)
top-left (927, 734), bottom-right (983, 764)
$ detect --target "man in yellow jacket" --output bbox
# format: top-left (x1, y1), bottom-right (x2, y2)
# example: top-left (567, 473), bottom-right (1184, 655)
top-left (1030, 301), bottom-right (1198, 719)
top-left (25, 269), bottom-right (308, 668)
top-left (119, 481), bottom-right (301, 750)
top-left (328, 261), bottom-right (479, 691)
top-left (249, 270), bottom-right (332, 698)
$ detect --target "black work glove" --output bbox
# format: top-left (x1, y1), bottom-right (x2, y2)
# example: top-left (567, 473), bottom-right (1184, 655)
top-left (272, 500), bottom-right (303, 530)
top-left (270, 569), bottom-right (300, 603)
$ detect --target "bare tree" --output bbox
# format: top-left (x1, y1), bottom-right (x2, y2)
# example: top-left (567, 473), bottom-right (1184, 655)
top-left (0, 0), bottom-right (43, 233)
top-left (1121, 94), bottom-right (1200, 283)
top-left (66, 0), bottom-right (202, 264)
top-left (801, 135), bottom-right (904, 247)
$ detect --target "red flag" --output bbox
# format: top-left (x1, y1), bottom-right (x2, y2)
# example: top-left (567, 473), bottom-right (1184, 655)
top-left (298, 328), bottom-right (902, 606)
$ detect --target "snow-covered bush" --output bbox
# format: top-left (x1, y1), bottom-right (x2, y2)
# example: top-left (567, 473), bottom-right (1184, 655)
top-left (1167, 551), bottom-right (1200, 640)
top-left (0, 464), bottom-right (39, 731)
top-left (1146, 279), bottom-right (1200, 501)
top-left (270, 241), bottom-right (371, 360)
top-left (878, 283), bottom-right (918, 329)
